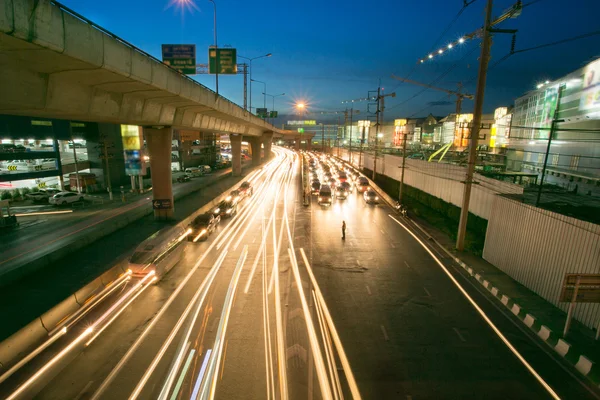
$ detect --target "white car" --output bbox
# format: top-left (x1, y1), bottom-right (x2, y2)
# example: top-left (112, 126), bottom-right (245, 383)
top-left (49, 191), bottom-right (84, 205)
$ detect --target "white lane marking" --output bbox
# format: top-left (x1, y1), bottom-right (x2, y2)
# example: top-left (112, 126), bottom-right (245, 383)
top-left (366, 285), bottom-right (372, 295)
top-left (404, 261), bottom-right (411, 269)
top-left (423, 287), bottom-right (432, 297)
top-left (390, 242), bottom-right (396, 248)
top-left (74, 380), bottom-right (94, 400)
top-left (453, 327), bottom-right (467, 343)
top-left (380, 325), bottom-right (389, 342)
top-left (388, 214), bottom-right (561, 400)
top-left (380, 229), bottom-right (385, 234)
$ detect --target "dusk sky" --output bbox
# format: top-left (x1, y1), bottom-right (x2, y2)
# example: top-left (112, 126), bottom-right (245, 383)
top-left (60, 0), bottom-right (600, 121)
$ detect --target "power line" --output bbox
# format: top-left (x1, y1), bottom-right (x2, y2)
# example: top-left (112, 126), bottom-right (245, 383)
top-left (387, 45), bottom-right (479, 113)
top-left (513, 30), bottom-right (600, 55)
top-left (389, 0), bottom-right (477, 92)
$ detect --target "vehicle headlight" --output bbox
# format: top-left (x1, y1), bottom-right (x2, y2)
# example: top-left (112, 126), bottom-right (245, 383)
top-left (226, 209), bottom-right (232, 214)
top-left (318, 197), bottom-right (322, 201)
top-left (375, 196), bottom-right (379, 200)
top-left (214, 208), bottom-right (220, 213)
top-left (200, 229), bottom-right (207, 235)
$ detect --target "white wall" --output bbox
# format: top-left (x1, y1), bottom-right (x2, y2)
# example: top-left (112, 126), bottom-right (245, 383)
top-left (484, 195), bottom-right (600, 329)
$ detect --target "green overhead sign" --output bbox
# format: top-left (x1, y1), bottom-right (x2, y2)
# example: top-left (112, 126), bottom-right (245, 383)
top-left (162, 44), bottom-right (196, 75)
top-left (209, 47), bottom-right (238, 74)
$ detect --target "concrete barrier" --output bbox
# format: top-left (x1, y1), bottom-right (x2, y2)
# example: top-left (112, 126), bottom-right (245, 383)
top-left (73, 277), bottom-right (104, 306)
top-left (501, 295), bottom-right (510, 306)
top-left (575, 355), bottom-right (593, 376)
top-left (523, 314), bottom-right (536, 328)
top-left (538, 325), bottom-right (551, 341)
top-left (555, 339), bottom-right (571, 357)
top-left (0, 319), bottom-right (48, 371)
top-left (39, 297), bottom-right (80, 332)
top-left (511, 304), bottom-right (521, 316)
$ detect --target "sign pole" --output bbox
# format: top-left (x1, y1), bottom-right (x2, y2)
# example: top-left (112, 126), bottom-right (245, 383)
top-left (563, 275), bottom-right (581, 337)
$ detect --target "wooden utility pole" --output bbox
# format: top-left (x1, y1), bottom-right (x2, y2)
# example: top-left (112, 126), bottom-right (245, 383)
top-left (456, 0), bottom-right (494, 251)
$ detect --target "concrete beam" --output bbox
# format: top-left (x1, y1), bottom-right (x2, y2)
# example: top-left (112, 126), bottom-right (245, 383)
top-left (247, 137), bottom-right (263, 167)
top-left (144, 126), bottom-right (174, 220)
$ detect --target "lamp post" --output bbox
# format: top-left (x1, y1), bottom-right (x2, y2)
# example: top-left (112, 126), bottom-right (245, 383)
top-left (239, 53), bottom-right (272, 112)
top-left (296, 102), bottom-right (306, 118)
top-left (208, 0), bottom-right (218, 95)
top-left (251, 79), bottom-right (267, 109)
top-left (263, 92), bottom-right (285, 113)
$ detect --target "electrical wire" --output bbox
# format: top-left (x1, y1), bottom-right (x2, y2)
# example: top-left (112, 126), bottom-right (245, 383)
top-left (513, 30), bottom-right (600, 55)
top-left (389, 0), bottom-right (477, 92)
top-left (387, 45), bottom-right (479, 113)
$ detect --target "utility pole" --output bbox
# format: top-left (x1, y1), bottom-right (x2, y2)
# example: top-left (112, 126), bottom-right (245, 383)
top-left (348, 108), bottom-right (354, 163)
top-left (68, 123), bottom-right (81, 194)
top-left (373, 86), bottom-right (381, 180)
top-left (398, 132), bottom-right (408, 204)
top-left (456, 0), bottom-right (494, 251)
top-left (242, 63), bottom-right (248, 111)
top-left (536, 85), bottom-right (565, 207)
top-left (321, 124), bottom-right (325, 154)
top-left (100, 139), bottom-right (114, 200)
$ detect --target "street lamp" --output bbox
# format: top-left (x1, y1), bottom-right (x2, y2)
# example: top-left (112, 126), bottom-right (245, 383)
top-left (238, 53), bottom-right (272, 111)
top-left (251, 79), bottom-right (266, 109)
top-left (296, 102), bottom-right (306, 118)
top-left (263, 92), bottom-right (285, 113)
top-left (208, 0), bottom-right (218, 95)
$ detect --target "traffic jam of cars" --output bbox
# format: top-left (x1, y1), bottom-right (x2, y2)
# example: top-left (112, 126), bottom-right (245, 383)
top-left (186, 180), bottom-right (253, 243)
top-left (304, 152), bottom-right (380, 207)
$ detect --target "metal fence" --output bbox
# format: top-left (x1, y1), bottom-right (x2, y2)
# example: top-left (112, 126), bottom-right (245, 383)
top-left (483, 195), bottom-right (600, 329)
top-left (335, 148), bottom-right (522, 220)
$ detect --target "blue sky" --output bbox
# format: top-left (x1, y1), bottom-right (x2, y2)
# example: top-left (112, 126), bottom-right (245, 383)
top-left (61, 0), bottom-right (600, 121)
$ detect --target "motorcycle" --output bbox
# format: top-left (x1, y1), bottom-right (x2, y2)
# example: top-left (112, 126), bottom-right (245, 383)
top-left (395, 201), bottom-right (407, 217)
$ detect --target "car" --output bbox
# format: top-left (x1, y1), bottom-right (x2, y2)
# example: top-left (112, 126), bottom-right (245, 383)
top-left (363, 190), bottom-right (379, 204)
top-left (327, 177), bottom-right (338, 188)
top-left (339, 181), bottom-right (353, 193)
top-left (49, 191), bottom-right (84, 205)
top-left (229, 189), bottom-right (242, 201)
top-left (216, 200), bottom-right (237, 217)
top-left (311, 181), bottom-right (321, 195)
top-left (26, 191), bottom-right (51, 203)
top-left (335, 186), bottom-right (348, 199)
top-left (176, 174), bottom-right (191, 183)
top-left (239, 181), bottom-right (253, 197)
top-left (337, 173), bottom-right (348, 183)
top-left (187, 213), bottom-right (219, 242)
top-left (356, 177), bottom-right (370, 193)
top-left (318, 185), bottom-right (333, 206)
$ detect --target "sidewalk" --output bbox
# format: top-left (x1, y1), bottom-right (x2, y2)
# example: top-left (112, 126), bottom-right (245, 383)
top-left (409, 213), bottom-right (600, 383)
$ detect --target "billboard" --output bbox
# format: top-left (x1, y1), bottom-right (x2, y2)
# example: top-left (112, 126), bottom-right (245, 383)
top-left (121, 125), bottom-right (142, 175)
top-left (580, 58), bottom-right (600, 117)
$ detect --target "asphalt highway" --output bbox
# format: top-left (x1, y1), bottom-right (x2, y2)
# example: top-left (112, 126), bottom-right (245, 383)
top-left (1, 150), bottom-right (598, 400)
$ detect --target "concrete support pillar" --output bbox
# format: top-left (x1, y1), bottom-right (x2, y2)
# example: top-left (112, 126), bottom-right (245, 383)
top-left (295, 137), bottom-right (300, 151)
top-left (307, 139), bottom-right (312, 151)
top-left (248, 137), bottom-right (262, 166)
top-left (262, 132), bottom-right (274, 161)
top-left (144, 126), bottom-right (174, 220)
top-left (230, 134), bottom-right (242, 176)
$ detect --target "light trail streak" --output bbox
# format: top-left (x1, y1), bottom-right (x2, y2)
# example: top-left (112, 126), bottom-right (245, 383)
top-left (86, 275), bottom-right (157, 346)
top-left (0, 327), bottom-right (67, 385)
top-left (50, 271), bottom-right (131, 336)
top-left (313, 290), bottom-right (343, 400)
top-left (190, 349), bottom-right (212, 400)
top-left (128, 251), bottom-right (227, 400)
top-left (170, 348), bottom-right (196, 400)
top-left (158, 341), bottom-right (191, 400)
top-left (91, 177), bottom-right (270, 400)
top-left (6, 327), bottom-right (93, 400)
top-left (14, 210), bottom-right (73, 217)
top-left (200, 247), bottom-right (249, 400)
top-left (299, 248), bottom-right (362, 400)
top-left (262, 215), bottom-right (276, 400)
top-left (287, 248), bottom-right (333, 400)
top-left (388, 215), bottom-right (561, 400)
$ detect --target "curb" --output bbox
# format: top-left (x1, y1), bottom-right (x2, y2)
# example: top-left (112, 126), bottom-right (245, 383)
top-left (409, 217), bottom-right (600, 386)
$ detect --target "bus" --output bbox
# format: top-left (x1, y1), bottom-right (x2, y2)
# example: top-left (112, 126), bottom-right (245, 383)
top-left (128, 225), bottom-right (187, 280)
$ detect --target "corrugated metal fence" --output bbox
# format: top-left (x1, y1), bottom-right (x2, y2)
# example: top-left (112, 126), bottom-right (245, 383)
top-left (335, 148), bottom-right (523, 220)
top-left (484, 195), bottom-right (600, 329)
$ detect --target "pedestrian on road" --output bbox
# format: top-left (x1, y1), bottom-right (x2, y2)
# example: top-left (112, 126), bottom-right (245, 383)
top-left (341, 220), bottom-right (346, 240)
